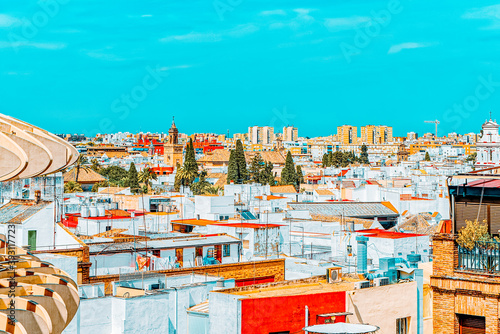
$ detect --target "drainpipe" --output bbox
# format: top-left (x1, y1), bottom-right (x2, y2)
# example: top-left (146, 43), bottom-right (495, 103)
top-left (305, 305), bottom-right (309, 334)
top-left (172, 287), bottom-right (179, 334)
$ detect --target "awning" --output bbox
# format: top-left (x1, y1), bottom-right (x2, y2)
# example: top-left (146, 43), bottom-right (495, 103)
top-left (304, 323), bottom-right (379, 333)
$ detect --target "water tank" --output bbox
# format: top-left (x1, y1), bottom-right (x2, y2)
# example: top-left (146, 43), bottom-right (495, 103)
top-left (81, 206), bottom-right (89, 218)
top-left (89, 206), bottom-right (98, 217)
top-left (356, 236), bottom-right (368, 274)
top-left (97, 206), bottom-right (105, 217)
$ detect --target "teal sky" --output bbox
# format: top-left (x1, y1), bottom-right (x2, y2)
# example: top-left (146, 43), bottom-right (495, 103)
top-left (1, 0), bottom-right (500, 137)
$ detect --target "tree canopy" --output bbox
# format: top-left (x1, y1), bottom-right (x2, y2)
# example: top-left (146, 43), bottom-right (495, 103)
top-left (227, 139), bottom-right (248, 184)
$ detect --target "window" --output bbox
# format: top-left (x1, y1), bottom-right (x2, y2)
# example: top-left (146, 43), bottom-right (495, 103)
top-left (396, 317), bottom-right (410, 334)
top-left (458, 314), bottom-right (485, 334)
top-left (223, 244), bottom-right (230, 257)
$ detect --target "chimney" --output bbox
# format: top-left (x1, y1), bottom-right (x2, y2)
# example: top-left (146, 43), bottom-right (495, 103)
top-left (34, 190), bottom-right (41, 204)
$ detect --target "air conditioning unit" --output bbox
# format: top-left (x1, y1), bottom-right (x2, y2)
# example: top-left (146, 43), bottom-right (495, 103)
top-left (353, 281), bottom-right (370, 289)
top-left (327, 267), bottom-right (342, 283)
top-left (373, 277), bottom-right (390, 287)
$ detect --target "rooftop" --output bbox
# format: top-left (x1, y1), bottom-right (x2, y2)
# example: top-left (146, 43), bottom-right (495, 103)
top-left (218, 276), bottom-right (355, 299)
top-left (171, 218), bottom-right (219, 226)
top-left (358, 229), bottom-right (426, 239)
top-left (63, 167), bottom-right (106, 183)
top-left (87, 234), bottom-right (240, 253)
top-left (289, 202), bottom-right (399, 218)
top-left (0, 200), bottom-right (50, 224)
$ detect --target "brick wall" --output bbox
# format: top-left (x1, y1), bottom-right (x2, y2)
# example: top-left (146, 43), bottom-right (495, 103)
top-left (432, 234), bottom-right (456, 276)
top-left (433, 289), bottom-right (456, 333)
top-left (90, 258), bottom-right (285, 295)
top-left (432, 233), bottom-right (500, 333)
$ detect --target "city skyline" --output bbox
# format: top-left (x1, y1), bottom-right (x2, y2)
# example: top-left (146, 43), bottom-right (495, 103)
top-left (2, 0), bottom-right (500, 136)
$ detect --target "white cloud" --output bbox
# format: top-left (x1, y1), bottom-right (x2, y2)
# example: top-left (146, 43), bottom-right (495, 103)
top-left (324, 16), bottom-right (371, 30)
top-left (269, 8), bottom-right (315, 30)
top-left (158, 65), bottom-right (192, 71)
top-left (86, 52), bottom-right (125, 61)
top-left (260, 10), bottom-right (286, 16)
top-left (141, 14), bottom-right (153, 18)
top-left (387, 42), bottom-right (436, 54)
top-left (0, 41), bottom-right (66, 50)
top-left (0, 14), bottom-right (21, 28)
top-left (160, 24), bottom-right (259, 43)
top-left (463, 5), bottom-right (500, 29)
top-left (5, 71), bottom-right (30, 76)
top-left (463, 5), bottom-right (500, 20)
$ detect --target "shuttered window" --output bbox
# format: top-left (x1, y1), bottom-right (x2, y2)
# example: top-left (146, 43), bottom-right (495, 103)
top-left (396, 317), bottom-right (410, 334)
top-left (458, 314), bottom-right (485, 334)
top-left (455, 202), bottom-right (488, 232)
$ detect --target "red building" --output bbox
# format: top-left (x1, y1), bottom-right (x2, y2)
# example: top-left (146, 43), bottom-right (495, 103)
top-left (192, 140), bottom-right (224, 155)
top-left (206, 273), bottom-right (419, 333)
top-left (150, 166), bottom-right (174, 176)
top-left (135, 138), bottom-right (165, 155)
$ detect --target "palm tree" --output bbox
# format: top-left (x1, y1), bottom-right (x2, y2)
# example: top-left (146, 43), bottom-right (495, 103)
top-left (138, 167), bottom-right (158, 193)
top-left (64, 181), bottom-right (83, 193)
top-left (90, 158), bottom-right (101, 173)
top-left (176, 165), bottom-right (198, 188)
top-left (74, 154), bottom-right (91, 182)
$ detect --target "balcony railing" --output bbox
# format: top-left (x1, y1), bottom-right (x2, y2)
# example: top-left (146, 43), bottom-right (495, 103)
top-left (457, 241), bottom-right (500, 273)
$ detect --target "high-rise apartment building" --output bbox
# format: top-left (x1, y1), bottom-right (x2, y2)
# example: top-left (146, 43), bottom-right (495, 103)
top-left (248, 126), bottom-right (274, 144)
top-left (360, 125), bottom-right (393, 144)
top-left (282, 126), bottom-right (298, 142)
top-left (407, 132), bottom-right (418, 141)
top-left (337, 125), bottom-right (358, 144)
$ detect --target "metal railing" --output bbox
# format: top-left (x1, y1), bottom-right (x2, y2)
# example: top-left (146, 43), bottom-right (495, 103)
top-left (457, 241), bottom-right (500, 273)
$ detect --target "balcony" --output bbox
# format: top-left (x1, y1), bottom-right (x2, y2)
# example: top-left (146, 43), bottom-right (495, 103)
top-left (457, 241), bottom-right (500, 273)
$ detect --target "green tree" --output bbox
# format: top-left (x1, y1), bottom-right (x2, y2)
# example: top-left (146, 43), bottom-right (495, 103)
top-left (424, 152), bottom-right (431, 161)
top-left (138, 167), bottom-right (158, 193)
top-left (280, 151), bottom-right (297, 186)
top-left (227, 150), bottom-right (238, 184)
top-left (174, 139), bottom-right (199, 191)
top-left (457, 220), bottom-right (499, 250)
top-left (466, 152), bottom-right (477, 163)
top-left (227, 140), bottom-right (248, 184)
top-left (184, 138), bottom-right (198, 173)
top-left (100, 166), bottom-right (128, 185)
top-left (90, 158), bottom-right (101, 173)
top-left (64, 181), bottom-right (83, 193)
top-left (322, 153), bottom-right (329, 168)
top-left (126, 162), bottom-right (140, 193)
top-left (359, 145), bottom-right (369, 164)
top-left (327, 152), bottom-right (334, 167)
top-left (74, 154), bottom-right (90, 182)
top-left (249, 153), bottom-right (264, 183)
top-left (259, 162), bottom-right (276, 186)
top-left (296, 165), bottom-right (304, 185)
top-left (332, 151), bottom-right (343, 167)
top-left (91, 180), bottom-right (110, 192)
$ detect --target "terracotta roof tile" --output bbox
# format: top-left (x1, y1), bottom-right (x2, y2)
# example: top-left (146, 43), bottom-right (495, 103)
top-left (63, 167), bottom-right (106, 183)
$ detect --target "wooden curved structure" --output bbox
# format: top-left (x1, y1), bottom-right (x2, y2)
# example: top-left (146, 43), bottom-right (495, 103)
top-left (0, 114), bottom-right (79, 181)
top-left (0, 235), bottom-right (79, 333)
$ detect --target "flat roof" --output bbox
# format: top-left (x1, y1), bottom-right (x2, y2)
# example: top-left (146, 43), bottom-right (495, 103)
top-left (88, 235), bottom-right (240, 253)
top-left (223, 279), bottom-right (355, 298)
top-left (171, 219), bottom-right (219, 226)
top-left (358, 229), bottom-right (426, 239)
top-left (214, 223), bottom-right (285, 229)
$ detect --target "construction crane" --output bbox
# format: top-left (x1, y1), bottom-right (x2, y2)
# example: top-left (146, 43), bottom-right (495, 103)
top-left (424, 120), bottom-right (440, 137)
